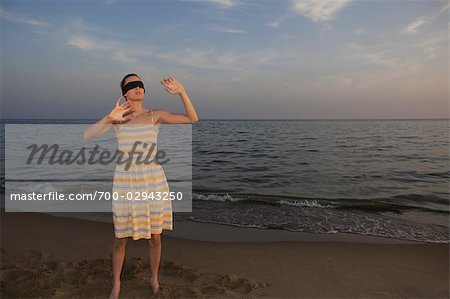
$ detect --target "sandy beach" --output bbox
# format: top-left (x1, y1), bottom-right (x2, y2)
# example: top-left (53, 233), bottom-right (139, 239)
top-left (1, 210), bottom-right (448, 298)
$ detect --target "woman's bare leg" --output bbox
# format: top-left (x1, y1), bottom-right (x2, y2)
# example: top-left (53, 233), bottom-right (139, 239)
top-left (109, 237), bottom-right (128, 299)
top-left (148, 233), bottom-right (161, 293)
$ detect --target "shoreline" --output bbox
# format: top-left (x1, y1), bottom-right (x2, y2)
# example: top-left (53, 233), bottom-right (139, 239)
top-left (166, 218), bottom-right (424, 244)
top-left (1, 210), bottom-right (449, 298)
top-left (44, 211), bottom-right (440, 244)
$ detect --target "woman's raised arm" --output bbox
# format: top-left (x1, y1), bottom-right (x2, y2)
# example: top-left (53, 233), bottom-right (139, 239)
top-left (83, 97), bottom-right (134, 139)
top-left (158, 76), bottom-right (199, 124)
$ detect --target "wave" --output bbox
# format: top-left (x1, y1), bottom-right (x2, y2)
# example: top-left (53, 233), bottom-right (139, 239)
top-left (192, 191), bottom-right (449, 214)
top-left (190, 191), bottom-right (449, 244)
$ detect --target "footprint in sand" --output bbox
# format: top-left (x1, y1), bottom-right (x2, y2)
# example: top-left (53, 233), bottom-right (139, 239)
top-left (1, 249), bottom-right (270, 299)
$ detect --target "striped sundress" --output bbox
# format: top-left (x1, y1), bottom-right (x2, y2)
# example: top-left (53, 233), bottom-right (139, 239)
top-left (112, 110), bottom-right (173, 240)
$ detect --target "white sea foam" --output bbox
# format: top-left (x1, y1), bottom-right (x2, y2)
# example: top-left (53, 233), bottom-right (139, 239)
top-left (277, 199), bottom-right (336, 208)
top-left (193, 193), bottom-right (243, 202)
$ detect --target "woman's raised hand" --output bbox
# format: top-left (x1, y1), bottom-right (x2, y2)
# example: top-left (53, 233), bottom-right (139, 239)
top-left (108, 96), bottom-right (135, 122)
top-left (160, 76), bottom-right (185, 95)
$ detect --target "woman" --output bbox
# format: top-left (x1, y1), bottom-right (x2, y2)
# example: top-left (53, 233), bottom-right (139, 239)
top-left (84, 74), bottom-right (198, 299)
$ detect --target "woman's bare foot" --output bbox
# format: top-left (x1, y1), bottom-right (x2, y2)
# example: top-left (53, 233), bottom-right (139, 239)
top-left (108, 283), bottom-right (120, 299)
top-left (151, 277), bottom-right (160, 295)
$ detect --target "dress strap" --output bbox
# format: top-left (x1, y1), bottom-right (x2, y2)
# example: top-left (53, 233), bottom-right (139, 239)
top-left (151, 109), bottom-right (154, 124)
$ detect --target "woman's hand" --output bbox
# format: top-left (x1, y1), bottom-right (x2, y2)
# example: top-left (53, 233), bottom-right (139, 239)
top-left (160, 76), bottom-right (185, 95)
top-left (108, 96), bottom-right (135, 122)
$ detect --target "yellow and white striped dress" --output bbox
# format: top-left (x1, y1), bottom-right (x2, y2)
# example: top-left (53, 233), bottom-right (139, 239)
top-left (112, 110), bottom-right (173, 240)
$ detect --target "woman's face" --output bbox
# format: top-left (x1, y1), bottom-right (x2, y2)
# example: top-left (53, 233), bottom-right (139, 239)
top-left (124, 75), bottom-right (145, 102)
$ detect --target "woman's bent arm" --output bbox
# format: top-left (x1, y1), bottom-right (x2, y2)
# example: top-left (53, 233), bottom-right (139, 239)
top-left (179, 89), bottom-right (199, 123)
top-left (84, 97), bottom-right (134, 139)
top-left (83, 115), bottom-right (114, 140)
top-left (159, 77), bottom-right (199, 124)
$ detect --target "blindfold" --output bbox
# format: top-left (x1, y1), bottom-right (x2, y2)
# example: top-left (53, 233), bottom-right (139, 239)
top-left (122, 81), bottom-right (145, 96)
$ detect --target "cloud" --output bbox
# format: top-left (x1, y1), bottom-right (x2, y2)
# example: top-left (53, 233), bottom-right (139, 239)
top-left (210, 26), bottom-right (245, 33)
top-left (188, 0), bottom-right (239, 8)
top-left (335, 36), bottom-right (449, 90)
top-left (291, 0), bottom-right (351, 22)
top-left (70, 17), bottom-right (117, 36)
top-left (439, 2), bottom-right (450, 14)
top-left (154, 47), bottom-right (300, 71)
top-left (266, 21), bottom-right (280, 28)
top-left (415, 32), bottom-right (448, 49)
top-left (111, 50), bottom-right (137, 64)
top-left (321, 23), bottom-right (333, 31)
top-left (266, 15), bottom-right (291, 28)
top-left (341, 42), bottom-right (419, 71)
top-left (423, 47), bottom-right (436, 60)
top-left (352, 52), bottom-right (399, 69)
top-left (334, 53), bottom-right (422, 90)
top-left (352, 28), bottom-right (368, 36)
top-left (66, 34), bottom-right (242, 70)
top-left (401, 2), bottom-right (449, 34)
top-left (66, 35), bottom-right (140, 65)
top-left (67, 36), bottom-right (111, 51)
top-left (342, 29), bottom-right (448, 76)
top-left (0, 8), bottom-right (50, 26)
top-left (266, 13), bottom-right (292, 28)
top-left (253, 51), bottom-right (277, 65)
top-left (53, 31), bottom-right (308, 73)
top-left (402, 18), bottom-right (426, 34)
top-left (156, 48), bottom-right (240, 70)
top-left (414, 32), bottom-right (448, 60)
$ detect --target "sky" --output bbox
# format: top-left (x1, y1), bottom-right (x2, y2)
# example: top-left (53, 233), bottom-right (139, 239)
top-left (1, 0), bottom-right (448, 119)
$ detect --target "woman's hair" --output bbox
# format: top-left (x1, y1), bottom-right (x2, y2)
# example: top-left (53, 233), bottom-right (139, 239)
top-left (120, 73), bottom-right (141, 93)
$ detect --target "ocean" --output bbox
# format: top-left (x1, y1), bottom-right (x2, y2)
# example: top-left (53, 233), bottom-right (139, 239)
top-left (1, 119), bottom-right (449, 243)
